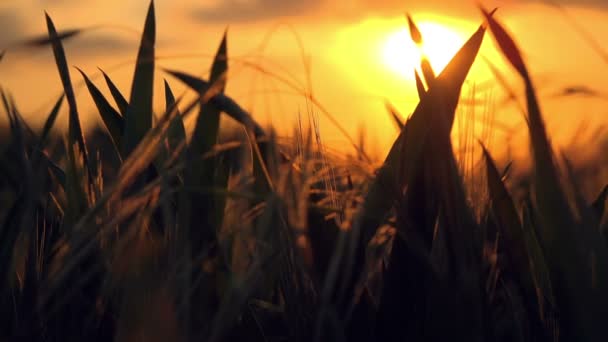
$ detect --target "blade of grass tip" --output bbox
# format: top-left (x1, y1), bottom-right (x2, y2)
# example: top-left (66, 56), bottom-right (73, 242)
top-left (482, 7), bottom-right (603, 340)
top-left (385, 101), bottom-right (404, 131)
top-left (481, 7), bottom-right (528, 78)
top-left (414, 70), bottom-right (426, 99)
top-left (45, 13), bottom-right (93, 184)
top-left (99, 68), bottom-right (129, 116)
top-left (39, 94), bottom-right (65, 148)
top-left (77, 68), bottom-right (124, 154)
top-left (407, 13), bottom-right (436, 85)
top-left (406, 13), bottom-right (423, 45)
top-left (164, 80), bottom-right (186, 152)
top-left (420, 59), bottom-right (436, 87)
top-left (356, 22), bottom-right (485, 251)
top-left (122, 0), bottom-right (155, 157)
top-left (191, 29), bottom-right (227, 156)
top-left (332, 24), bottom-right (486, 312)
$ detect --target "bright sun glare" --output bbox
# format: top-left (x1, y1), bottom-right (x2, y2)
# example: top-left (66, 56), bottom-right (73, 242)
top-left (382, 22), bottom-right (466, 78)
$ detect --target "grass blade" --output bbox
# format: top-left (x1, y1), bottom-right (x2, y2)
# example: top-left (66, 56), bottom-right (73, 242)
top-left (164, 80), bottom-right (186, 152)
top-left (122, 1), bottom-right (155, 156)
top-left (77, 68), bottom-right (124, 154)
top-left (482, 7), bottom-right (606, 340)
top-left (406, 14), bottom-right (423, 45)
top-left (39, 94), bottom-right (65, 147)
top-left (329, 24), bottom-right (486, 318)
top-left (414, 70), bottom-right (426, 99)
top-left (100, 68), bottom-right (129, 116)
top-left (45, 13), bottom-right (93, 186)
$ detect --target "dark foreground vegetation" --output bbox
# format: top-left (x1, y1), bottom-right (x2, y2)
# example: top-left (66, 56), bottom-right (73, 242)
top-left (1, 2), bottom-right (607, 341)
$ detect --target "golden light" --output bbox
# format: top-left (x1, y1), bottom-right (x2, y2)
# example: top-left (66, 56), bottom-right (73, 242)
top-left (382, 21), bottom-right (467, 78)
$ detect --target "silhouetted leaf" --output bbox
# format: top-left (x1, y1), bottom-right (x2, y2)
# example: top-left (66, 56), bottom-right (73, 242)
top-left (414, 70), bottom-right (426, 99)
top-left (122, 1), bottom-right (155, 156)
top-left (164, 80), bottom-right (186, 153)
top-left (406, 13), bottom-right (423, 45)
top-left (39, 94), bottom-right (65, 147)
top-left (77, 68), bottom-right (124, 153)
top-left (100, 68), bottom-right (129, 116)
top-left (45, 13), bottom-right (92, 185)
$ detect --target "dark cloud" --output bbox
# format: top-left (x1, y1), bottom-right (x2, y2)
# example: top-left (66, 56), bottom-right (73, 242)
top-left (0, 9), bottom-right (27, 46)
top-left (190, 0), bottom-right (324, 23)
top-left (64, 33), bottom-right (134, 56)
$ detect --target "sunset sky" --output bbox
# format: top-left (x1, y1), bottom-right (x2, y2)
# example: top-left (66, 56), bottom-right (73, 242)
top-left (1, 0), bottom-right (607, 161)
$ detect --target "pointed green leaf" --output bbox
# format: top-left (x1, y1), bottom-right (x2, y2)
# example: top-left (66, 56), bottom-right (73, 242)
top-left (420, 58), bottom-right (435, 86)
top-left (45, 13), bottom-right (92, 183)
top-left (39, 94), bottom-right (65, 147)
top-left (414, 70), bottom-right (426, 99)
top-left (406, 13), bottom-right (423, 45)
top-left (76, 67), bottom-right (124, 153)
top-left (100, 68), bottom-right (129, 116)
top-left (122, 1), bottom-right (156, 156)
top-left (482, 8), bottom-right (606, 340)
top-left (481, 8), bottom-right (528, 77)
top-left (355, 24), bottom-right (486, 246)
top-left (164, 80), bottom-right (186, 152)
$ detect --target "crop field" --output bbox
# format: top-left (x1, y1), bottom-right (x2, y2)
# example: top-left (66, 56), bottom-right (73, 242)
top-left (0, 2), bottom-right (607, 341)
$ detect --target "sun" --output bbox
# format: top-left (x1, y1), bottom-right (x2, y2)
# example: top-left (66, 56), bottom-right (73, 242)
top-left (382, 21), bottom-right (466, 79)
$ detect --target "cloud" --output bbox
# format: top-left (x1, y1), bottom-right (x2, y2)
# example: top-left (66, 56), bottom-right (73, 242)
top-left (64, 33), bottom-right (135, 57)
top-left (0, 9), bottom-right (27, 47)
top-left (190, 0), bottom-right (324, 23)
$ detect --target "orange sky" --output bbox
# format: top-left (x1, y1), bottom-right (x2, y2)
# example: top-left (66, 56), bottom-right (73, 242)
top-left (1, 0), bottom-right (607, 161)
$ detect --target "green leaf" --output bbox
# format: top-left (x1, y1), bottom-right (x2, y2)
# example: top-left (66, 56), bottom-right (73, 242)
top-left (45, 12), bottom-right (93, 185)
top-left (76, 67), bottom-right (124, 154)
top-left (481, 144), bottom-right (546, 321)
top-left (522, 200), bottom-right (556, 317)
top-left (414, 70), bottom-right (426, 99)
top-left (39, 94), bottom-right (65, 147)
top-left (100, 68), bottom-right (129, 116)
top-left (482, 7), bottom-right (606, 340)
top-left (122, 1), bottom-right (155, 156)
top-left (354, 24), bottom-right (486, 247)
top-left (164, 80), bottom-right (186, 152)
top-left (406, 13), bottom-right (423, 45)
